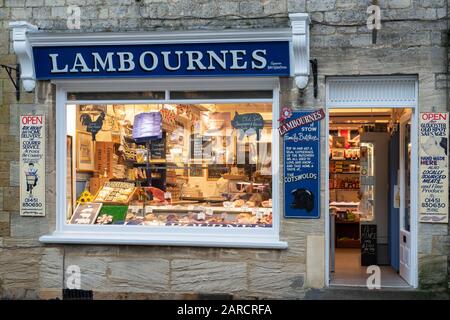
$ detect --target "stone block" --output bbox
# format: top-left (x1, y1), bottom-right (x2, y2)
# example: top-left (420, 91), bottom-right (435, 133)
top-left (108, 258), bottom-right (170, 292)
top-left (420, 0), bottom-right (446, 8)
top-left (311, 25), bottom-right (336, 35)
top-left (63, 255), bottom-right (111, 290)
top-left (288, 0), bottom-right (306, 12)
top-left (249, 262), bottom-right (305, 296)
top-left (0, 248), bottom-right (41, 290)
top-left (388, 0), bottom-right (411, 8)
top-left (44, 0), bottom-right (65, 5)
top-left (50, 6), bottom-right (67, 19)
top-left (306, 235), bottom-right (324, 288)
top-left (324, 10), bottom-right (342, 23)
top-left (239, 0), bottom-right (264, 15)
top-left (306, 0), bottom-right (335, 11)
top-left (32, 7), bottom-right (51, 20)
top-left (66, 0), bottom-right (86, 5)
top-left (98, 8), bottom-right (108, 19)
top-left (263, 0), bottom-right (287, 14)
top-left (10, 214), bottom-right (50, 238)
top-left (26, 0), bottom-right (44, 6)
top-left (436, 7), bottom-right (446, 18)
top-left (0, 8), bottom-right (10, 20)
top-left (310, 11), bottom-right (324, 22)
top-left (9, 161), bottom-right (19, 187)
top-left (217, 1), bottom-right (240, 15)
top-left (40, 247), bottom-right (63, 289)
top-left (11, 8), bottom-right (32, 20)
top-left (63, 245), bottom-right (119, 257)
top-left (418, 254), bottom-right (447, 289)
top-left (431, 235), bottom-right (450, 255)
top-left (0, 212), bottom-right (9, 237)
top-left (3, 187), bottom-right (18, 211)
top-left (5, 0), bottom-right (26, 7)
top-left (171, 259), bottom-right (247, 292)
top-left (105, 0), bottom-right (133, 4)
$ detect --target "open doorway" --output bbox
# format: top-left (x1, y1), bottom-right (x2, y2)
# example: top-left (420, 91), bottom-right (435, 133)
top-left (328, 108), bottom-right (413, 287)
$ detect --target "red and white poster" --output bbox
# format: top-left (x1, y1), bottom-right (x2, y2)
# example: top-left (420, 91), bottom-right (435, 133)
top-left (419, 112), bottom-right (448, 223)
top-left (20, 115), bottom-right (46, 216)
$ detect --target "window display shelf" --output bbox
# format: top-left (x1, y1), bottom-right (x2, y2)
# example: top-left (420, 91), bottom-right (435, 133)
top-left (330, 159), bottom-right (360, 162)
top-left (330, 172), bottom-right (360, 174)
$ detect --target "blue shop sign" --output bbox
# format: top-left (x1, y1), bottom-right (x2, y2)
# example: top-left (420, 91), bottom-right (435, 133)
top-left (33, 41), bottom-right (290, 79)
top-left (283, 110), bottom-right (324, 219)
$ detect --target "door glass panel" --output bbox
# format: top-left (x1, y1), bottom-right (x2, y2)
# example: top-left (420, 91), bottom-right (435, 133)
top-left (359, 142), bottom-right (375, 221)
top-left (404, 122), bottom-right (411, 231)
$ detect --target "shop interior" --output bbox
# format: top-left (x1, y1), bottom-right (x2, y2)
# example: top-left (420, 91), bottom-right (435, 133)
top-left (329, 107), bottom-right (412, 287)
top-left (66, 103), bottom-right (273, 228)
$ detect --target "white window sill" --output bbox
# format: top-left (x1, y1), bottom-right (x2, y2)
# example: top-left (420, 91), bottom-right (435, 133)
top-left (39, 232), bottom-right (288, 249)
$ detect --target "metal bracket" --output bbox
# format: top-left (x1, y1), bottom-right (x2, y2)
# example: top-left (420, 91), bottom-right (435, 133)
top-left (0, 63), bottom-right (21, 101)
top-left (310, 59), bottom-right (318, 98)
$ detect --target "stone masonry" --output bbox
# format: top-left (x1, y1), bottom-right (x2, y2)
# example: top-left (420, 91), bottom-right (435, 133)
top-left (0, 0), bottom-right (449, 299)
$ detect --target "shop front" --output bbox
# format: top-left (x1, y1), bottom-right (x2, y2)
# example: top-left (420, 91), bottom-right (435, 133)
top-left (4, 9), bottom-right (448, 299)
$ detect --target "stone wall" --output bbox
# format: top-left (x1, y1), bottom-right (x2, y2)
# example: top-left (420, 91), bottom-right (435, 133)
top-left (0, 0), bottom-right (448, 299)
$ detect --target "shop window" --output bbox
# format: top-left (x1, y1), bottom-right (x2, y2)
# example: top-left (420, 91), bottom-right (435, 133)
top-left (66, 102), bottom-right (273, 229)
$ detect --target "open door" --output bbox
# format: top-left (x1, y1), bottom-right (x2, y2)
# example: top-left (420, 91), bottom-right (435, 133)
top-left (399, 112), bottom-right (412, 284)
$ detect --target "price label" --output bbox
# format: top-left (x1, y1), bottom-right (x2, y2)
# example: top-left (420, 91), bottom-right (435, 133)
top-left (197, 212), bottom-right (206, 220)
top-left (145, 207), bottom-right (153, 214)
top-left (256, 210), bottom-right (264, 219)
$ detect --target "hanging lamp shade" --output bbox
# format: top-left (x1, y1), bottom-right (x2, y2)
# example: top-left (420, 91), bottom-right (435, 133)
top-left (132, 112), bottom-right (162, 143)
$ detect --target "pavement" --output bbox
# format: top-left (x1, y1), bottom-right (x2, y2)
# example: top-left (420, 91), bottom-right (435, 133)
top-left (304, 287), bottom-right (450, 300)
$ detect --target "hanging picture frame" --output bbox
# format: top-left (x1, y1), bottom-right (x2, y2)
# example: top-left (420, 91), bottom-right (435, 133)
top-left (77, 131), bottom-right (95, 171)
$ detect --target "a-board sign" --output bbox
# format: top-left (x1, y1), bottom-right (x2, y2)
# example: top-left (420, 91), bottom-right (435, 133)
top-left (361, 224), bottom-right (377, 266)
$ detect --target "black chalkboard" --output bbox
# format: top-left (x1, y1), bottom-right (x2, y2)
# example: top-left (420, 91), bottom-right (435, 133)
top-left (361, 224), bottom-right (377, 266)
top-left (150, 132), bottom-right (166, 160)
top-left (190, 134), bottom-right (212, 161)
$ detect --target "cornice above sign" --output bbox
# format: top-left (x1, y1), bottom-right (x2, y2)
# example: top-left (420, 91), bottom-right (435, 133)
top-left (10, 13), bottom-right (310, 92)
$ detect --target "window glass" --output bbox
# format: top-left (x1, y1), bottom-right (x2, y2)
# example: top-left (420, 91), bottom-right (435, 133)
top-left (170, 91), bottom-right (272, 100)
top-left (67, 103), bottom-right (273, 228)
top-left (67, 91), bottom-right (165, 101)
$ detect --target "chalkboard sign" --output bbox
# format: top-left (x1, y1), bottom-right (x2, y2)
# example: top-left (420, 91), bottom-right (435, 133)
top-left (80, 112), bottom-right (106, 141)
top-left (150, 132), bottom-right (166, 160)
top-left (231, 112), bottom-right (264, 140)
top-left (190, 134), bottom-right (212, 161)
top-left (361, 224), bottom-right (377, 266)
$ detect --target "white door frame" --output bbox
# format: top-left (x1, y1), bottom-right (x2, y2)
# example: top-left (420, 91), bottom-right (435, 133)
top-left (399, 111), bottom-right (413, 283)
top-left (324, 76), bottom-right (419, 288)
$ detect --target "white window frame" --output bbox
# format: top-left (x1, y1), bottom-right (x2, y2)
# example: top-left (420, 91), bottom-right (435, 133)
top-left (39, 77), bottom-right (288, 249)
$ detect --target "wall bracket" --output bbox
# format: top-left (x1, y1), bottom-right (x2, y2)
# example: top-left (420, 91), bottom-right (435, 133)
top-left (289, 13), bottom-right (311, 89)
top-left (0, 64), bottom-right (20, 101)
top-left (9, 21), bottom-right (38, 93)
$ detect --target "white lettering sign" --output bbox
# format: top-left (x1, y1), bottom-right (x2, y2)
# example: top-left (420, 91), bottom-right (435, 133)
top-left (48, 49), bottom-right (269, 74)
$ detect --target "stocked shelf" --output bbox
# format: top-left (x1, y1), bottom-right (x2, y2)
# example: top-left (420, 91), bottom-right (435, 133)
top-left (330, 172), bottom-right (360, 175)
